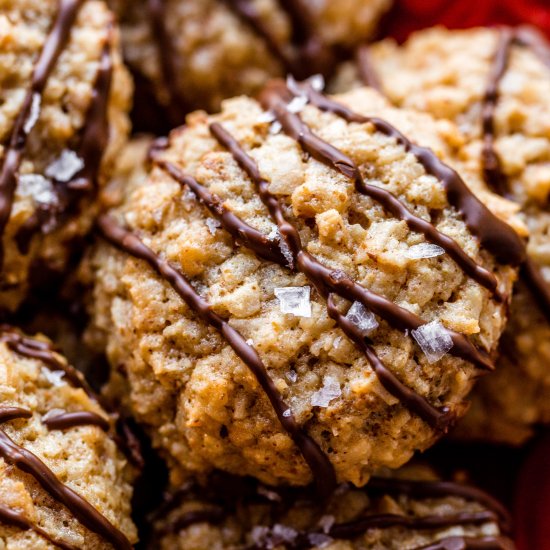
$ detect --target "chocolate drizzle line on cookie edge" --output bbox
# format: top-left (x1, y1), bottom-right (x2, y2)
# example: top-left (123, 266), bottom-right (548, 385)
top-left (97, 214), bottom-right (337, 497)
top-left (154, 474), bottom-right (512, 549)
top-left (0, 407), bottom-right (131, 549)
top-left (0, 0), bottom-right (84, 268)
top-left (481, 27), bottom-right (550, 322)
top-left (99, 80), bottom-right (529, 495)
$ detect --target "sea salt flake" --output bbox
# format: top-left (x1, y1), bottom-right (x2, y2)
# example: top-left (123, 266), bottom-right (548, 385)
top-left (318, 514), bottom-right (335, 534)
top-left (246, 339), bottom-right (254, 346)
top-left (311, 375), bottom-right (341, 407)
top-left (267, 226), bottom-right (279, 241)
top-left (308, 74), bottom-right (325, 92)
top-left (45, 150), bottom-right (84, 182)
top-left (272, 524), bottom-right (298, 543)
top-left (257, 485), bottom-right (282, 502)
top-left (411, 320), bottom-right (454, 363)
top-left (286, 370), bottom-right (298, 383)
top-left (345, 301), bottom-right (378, 334)
top-left (282, 408), bottom-right (292, 417)
top-left (286, 94), bottom-right (308, 114)
top-left (206, 218), bottom-right (221, 235)
top-left (251, 526), bottom-right (270, 545)
top-left (279, 239), bottom-right (294, 268)
top-left (275, 286), bottom-right (311, 317)
top-left (406, 243), bottom-right (445, 260)
top-left (18, 174), bottom-right (58, 205)
top-left (308, 533), bottom-right (333, 548)
top-left (286, 74), bottom-right (305, 97)
top-left (24, 93), bottom-right (41, 134)
top-left (42, 369), bottom-right (65, 387)
top-left (269, 121), bottom-right (282, 135)
top-left (183, 187), bottom-right (196, 202)
top-left (42, 408), bottom-right (65, 422)
top-left (258, 110), bottom-right (276, 123)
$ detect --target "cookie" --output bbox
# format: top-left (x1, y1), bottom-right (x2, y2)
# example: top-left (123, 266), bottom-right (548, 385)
top-left (84, 82), bottom-right (523, 491)
top-left (151, 465), bottom-right (513, 550)
top-left (0, 325), bottom-right (137, 549)
top-left (0, 0), bottom-right (132, 312)
top-left (109, 0), bottom-right (392, 119)
top-left (331, 26), bottom-right (550, 444)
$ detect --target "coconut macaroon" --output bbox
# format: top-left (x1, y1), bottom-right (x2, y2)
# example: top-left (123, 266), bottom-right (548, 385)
top-left (0, 0), bottom-right (132, 312)
top-left (332, 26), bottom-right (550, 444)
top-left (84, 82), bottom-right (523, 490)
top-left (151, 465), bottom-right (514, 550)
top-left (109, 0), bottom-right (392, 118)
top-left (0, 325), bottom-right (137, 549)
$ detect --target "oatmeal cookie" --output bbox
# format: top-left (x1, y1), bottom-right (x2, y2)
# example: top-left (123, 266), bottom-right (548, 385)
top-left (151, 465), bottom-right (513, 550)
top-left (331, 26), bottom-right (550, 444)
top-left (0, 325), bottom-right (137, 549)
top-left (85, 84), bottom-right (523, 489)
top-left (109, 0), bottom-right (392, 119)
top-left (0, 0), bottom-right (132, 312)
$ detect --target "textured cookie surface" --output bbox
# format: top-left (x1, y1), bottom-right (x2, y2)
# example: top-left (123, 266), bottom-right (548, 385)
top-left (152, 465), bottom-right (513, 550)
top-left (332, 26), bottom-right (550, 444)
top-left (0, 0), bottom-right (131, 311)
top-left (110, 0), bottom-right (391, 116)
top-left (0, 327), bottom-right (137, 549)
top-left (86, 85), bottom-right (521, 488)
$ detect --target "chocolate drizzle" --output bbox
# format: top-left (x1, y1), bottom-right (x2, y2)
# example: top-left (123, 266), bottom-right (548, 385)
top-left (43, 411), bottom-right (110, 432)
top-left (0, 0), bottom-right (84, 267)
top-left (0, 407), bottom-right (132, 549)
top-left (97, 214), bottom-right (337, 497)
top-left (481, 29), bottom-right (514, 197)
top-left (155, 473), bottom-right (512, 550)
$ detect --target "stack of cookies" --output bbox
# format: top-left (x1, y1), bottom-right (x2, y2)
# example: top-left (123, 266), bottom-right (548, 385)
top-left (0, 0), bottom-right (546, 548)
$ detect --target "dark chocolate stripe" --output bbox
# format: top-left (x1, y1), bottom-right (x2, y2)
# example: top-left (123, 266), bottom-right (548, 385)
top-left (368, 476), bottom-right (511, 532)
top-left (206, 122), bottom-right (455, 429)
top-left (0, 407), bottom-right (132, 549)
top-left (97, 214), bottom-right (337, 497)
top-left (43, 411), bottom-right (110, 432)
top-left (263, 84), bottom-right (506, 298)
top-left (209, 120), bottom-right (494, 370)
top-left (0, 0), bottom-right (84, 267)
top-left (280, 80), bottom-right (525, 267)
top-left (156, 507), bottom-right (225, 537)
top-left (0, 326), bottom-right (95, 398)
top-left (416, 536), bottom-right (514, 550)
top-left (159, 161), bottom-right (288, 266)
top-left (481, 29), bottom-right (514, 197)
top-left (357, 45), bottom-right (383, 92)
top-left (0, 503), bottom-right (78, 550)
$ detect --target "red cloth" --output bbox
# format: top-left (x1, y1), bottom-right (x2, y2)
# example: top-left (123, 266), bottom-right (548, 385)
top-left (385, 0), bottom-right (550, 42)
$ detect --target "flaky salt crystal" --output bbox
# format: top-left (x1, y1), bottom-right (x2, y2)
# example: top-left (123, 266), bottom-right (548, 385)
top-left (251, 526), bottom-right (270, 545)
top-left (411, 320), bottom-right (454, 363)
top-left (267, 226), bottom-right (279, 241)
top-left (258, 110), bottom-right (276, 123)
top-left (311, 375), bottom-right (341, 407)
top-left (318, 515), bottom-right (335, 534)
top-left (18, 174), bottom-right (58, 205)
top-left (205, 218), bottom-right (220, 235)
top-left (42, 408), bottom-right (65, 421)
top-left (279, 239), bottom-right (294, 268)
top-left (42, 368), bottom-right (65, 387)
top-left (275, 286), bottom-right (311, 317)
top-left (308, 533), bottom-right (333, 548)
top-left (24, 93), bottom-right (41, 134)
top-left (257, 485), bottom-right (282, 502)
top-left (406, 243), bottom-right (445, 260)
top-left (183, 188), bottom-right (196, 202)
top-left (308, 74), bottom-right (325, 92)
top-left (245, 339), bottom-right (254, 346)
top-left (282, 408), bottom-right (292, 417)
top-left (286, 74), bottom-right (305, 98)
top-left (45, 150), bottom-right (84, 182)
top-left (272, 524), bottom-right (298, 543)
top-left (286, 370), bottom-right (298, 383)
top-left (286, 94), bottom-right (308, 114)
top-left (345, 301), bottom-right (378, 334)
top-left (269, 121), bottom-right (282, 135)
